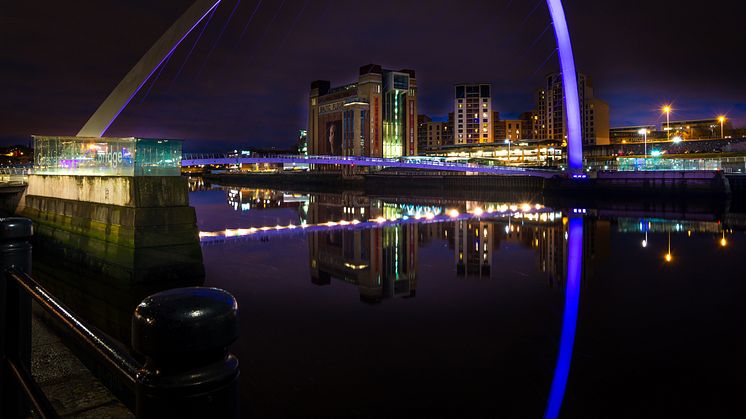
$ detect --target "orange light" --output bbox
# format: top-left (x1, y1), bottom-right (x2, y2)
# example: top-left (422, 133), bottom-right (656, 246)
top-left (662, 105), bottom-right (672, 114)
top-left (664, 253), bottom-right (672, 263)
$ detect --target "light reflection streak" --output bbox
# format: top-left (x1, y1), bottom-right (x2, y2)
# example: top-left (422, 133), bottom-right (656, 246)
top-left (199, 207), bottom-right (561, 243)
top-left (544, 216), bottom-right (583, 419)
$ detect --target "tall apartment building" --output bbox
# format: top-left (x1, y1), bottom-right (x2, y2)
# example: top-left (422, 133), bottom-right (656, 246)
top-left (535, 73), bottom-right (610, 146)
top-left (454, 84), bottom-right (493, 145)
top-left (308, 64), bottom-right (418, 158)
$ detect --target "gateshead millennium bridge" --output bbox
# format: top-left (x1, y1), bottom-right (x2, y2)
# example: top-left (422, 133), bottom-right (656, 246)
top-left (180, 153), bottom-right (564, 178)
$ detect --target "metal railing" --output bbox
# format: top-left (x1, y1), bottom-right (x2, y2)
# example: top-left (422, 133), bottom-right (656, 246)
top-left (1, 218), bottom-right (240, 418)
top-left (0, 168), bottom-right (32, 175)
top-left (0, 167), bottom-right (31, 185)
top-left (583, 157), bottom-right (746, 174)
top-left (181, 153), bottom-right (560, 177)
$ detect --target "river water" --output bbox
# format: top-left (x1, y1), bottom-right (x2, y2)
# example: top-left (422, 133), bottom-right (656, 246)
top-left (185, 181), bottom-right (746, 418)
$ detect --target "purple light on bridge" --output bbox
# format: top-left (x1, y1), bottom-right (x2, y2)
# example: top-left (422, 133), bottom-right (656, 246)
top-left (544, 216), bottom-right (583, 419)
top-left (546, 0), bottom-right (583, 172)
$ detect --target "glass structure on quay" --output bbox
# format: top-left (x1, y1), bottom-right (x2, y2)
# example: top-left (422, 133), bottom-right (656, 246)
top-left (32, 136), bottom-right (182, 176)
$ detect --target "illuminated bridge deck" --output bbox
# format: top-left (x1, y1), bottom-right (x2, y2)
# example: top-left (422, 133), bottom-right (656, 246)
top-left (181, 154), bottom-right (562, 178)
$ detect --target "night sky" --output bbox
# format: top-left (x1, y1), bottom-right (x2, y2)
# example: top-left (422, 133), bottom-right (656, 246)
top-left (1, 0), bottom-right (743, 151)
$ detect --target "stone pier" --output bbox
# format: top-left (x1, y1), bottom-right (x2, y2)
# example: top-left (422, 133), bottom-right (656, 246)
top-left (18, 174), bottom-right (203, 283)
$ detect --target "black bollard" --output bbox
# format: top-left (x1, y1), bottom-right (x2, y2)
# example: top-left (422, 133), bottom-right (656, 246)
top-left (132, 287), bottom-right (240, 419)
top-left (0, 217), bottom-right (33, 418)
top-left (0, 217), bottom-right (32, 272)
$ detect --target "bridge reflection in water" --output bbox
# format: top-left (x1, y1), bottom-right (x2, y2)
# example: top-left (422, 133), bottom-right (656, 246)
top-left (191, 183), bottom-right (740, 417)
top-left (35, 179), bottom-right (740, 417)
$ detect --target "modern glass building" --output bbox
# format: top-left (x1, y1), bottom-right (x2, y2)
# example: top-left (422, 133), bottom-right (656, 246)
top-left (32, 136), bottom-right (182, 176)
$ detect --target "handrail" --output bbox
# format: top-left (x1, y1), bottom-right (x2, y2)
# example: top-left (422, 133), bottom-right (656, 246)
top-left (6, 268), bottom-right (140, 389)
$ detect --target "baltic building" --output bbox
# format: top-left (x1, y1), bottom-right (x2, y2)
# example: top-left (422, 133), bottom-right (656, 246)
top-left (308, 64), bottom-right (418, 159)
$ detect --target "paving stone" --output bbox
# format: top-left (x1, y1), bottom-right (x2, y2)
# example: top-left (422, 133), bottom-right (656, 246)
top-left (30, 313), bottom-right (133, 418)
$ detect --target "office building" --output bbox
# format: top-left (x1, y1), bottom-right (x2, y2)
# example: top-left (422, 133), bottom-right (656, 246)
top-left (666, 118), bottom-right (733, 139)
top-left (609, 125), bottom-right (658, 143)
top-left (454, 84), bottom-right (493, 145)
top-left (308, 64), bottom-right (418, 159)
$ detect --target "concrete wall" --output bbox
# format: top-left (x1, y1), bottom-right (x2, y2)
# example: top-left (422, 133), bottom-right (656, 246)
top-left (25, 175), bottom-right (188, 208)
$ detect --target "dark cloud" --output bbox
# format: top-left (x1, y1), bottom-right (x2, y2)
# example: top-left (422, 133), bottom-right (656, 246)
top-left (1, 0), bottom-right (742, 150)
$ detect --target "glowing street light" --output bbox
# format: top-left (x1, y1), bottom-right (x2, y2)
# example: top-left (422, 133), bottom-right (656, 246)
top-left (641, 231), bottom-right (648, 248)
top-left (672, 136), bottom-right (683, 144)
top-left (662, 105), bottom-right (672, 140)
top-left (720, 230), bottom-right (728, 247)
top-left (718, 115), bottom-right (726, 139)
top-left (638, 128), bottom-right (649, 159)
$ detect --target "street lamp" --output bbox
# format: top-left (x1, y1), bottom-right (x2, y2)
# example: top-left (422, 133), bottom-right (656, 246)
top-left (638, 128), bottom-right (649, 159)
top-left (662, 105), bottom-right (672, 140)
top-left (504, 139), bottom-right (511, 164)
top-left (718, 115), bottom-right (726, 139)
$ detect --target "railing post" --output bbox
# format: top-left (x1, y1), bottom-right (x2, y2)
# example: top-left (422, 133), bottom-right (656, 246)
top-left (0, 217), bottom-right (33, 419)
top-left (132, 287), bottom-right (240, 419)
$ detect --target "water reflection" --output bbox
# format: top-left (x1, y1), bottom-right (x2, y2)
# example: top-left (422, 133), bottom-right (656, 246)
top-left (544, 216), bottom-right (583, 419)
top-left (190, 183), bottom-right (744, 418)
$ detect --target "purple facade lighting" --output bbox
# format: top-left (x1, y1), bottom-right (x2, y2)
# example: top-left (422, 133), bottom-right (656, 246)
top-left (546, 0), bottom-right (583, 172)
top-left (543, 216), bottom-right (583, 419)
